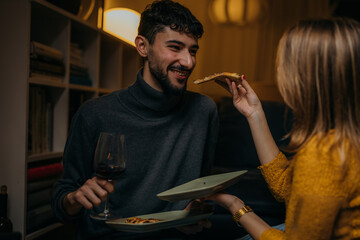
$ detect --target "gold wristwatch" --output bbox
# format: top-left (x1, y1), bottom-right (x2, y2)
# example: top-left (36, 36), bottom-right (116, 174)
top-left (233, 205), bottom-right (253, 226)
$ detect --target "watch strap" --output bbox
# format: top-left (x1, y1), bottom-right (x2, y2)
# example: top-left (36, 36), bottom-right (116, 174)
top-left (233, 205), bottom-right (253, 226)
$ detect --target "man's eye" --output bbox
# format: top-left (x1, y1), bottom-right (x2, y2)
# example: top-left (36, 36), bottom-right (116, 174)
top-left (190, 50), bottom-right (197, 56)
top-left (169, 45), bottom-right (181, 50)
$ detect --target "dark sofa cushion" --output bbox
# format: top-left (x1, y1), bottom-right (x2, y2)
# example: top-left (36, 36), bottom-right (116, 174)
top-left (214, 97), bottom-right (292, 169)
top-left (211, 97), bottom-right (293, 226)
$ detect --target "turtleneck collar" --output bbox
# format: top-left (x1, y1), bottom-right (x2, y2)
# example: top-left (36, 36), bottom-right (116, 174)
top-left (123, 69), bottom-right (184, 118)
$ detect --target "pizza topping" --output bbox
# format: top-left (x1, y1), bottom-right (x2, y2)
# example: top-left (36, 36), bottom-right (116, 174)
top-left (193, 72), bottom-right (242, 84)
top-left (125, 217), bottom-right (163, 224)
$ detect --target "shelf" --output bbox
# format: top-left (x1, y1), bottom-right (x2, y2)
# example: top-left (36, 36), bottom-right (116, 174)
top-left (69, 84), bottom-right (97, 92)
top-left (29, 77), bottom-right (66, 89)
top-left (26, 222), bottom-right (63, 240)
top-left (0, 1), bottom-right (141, 238)
top-left (31, 0), bottom-right (98, 31)
top-left (27, 151), bottom-right (63, 163)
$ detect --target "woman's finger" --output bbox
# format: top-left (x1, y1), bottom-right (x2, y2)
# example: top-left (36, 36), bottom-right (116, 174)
top-left (231, 81), bottom-right (241, 100)
top-left (240, 78), bottom-right (256, 96)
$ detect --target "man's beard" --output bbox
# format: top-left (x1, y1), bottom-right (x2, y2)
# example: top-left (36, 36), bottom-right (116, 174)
top-left (148, 58), bottom-right (189, 95)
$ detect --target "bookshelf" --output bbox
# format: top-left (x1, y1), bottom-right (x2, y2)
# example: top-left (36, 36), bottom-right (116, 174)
top-left (0, 0), bottom-right (141, 239)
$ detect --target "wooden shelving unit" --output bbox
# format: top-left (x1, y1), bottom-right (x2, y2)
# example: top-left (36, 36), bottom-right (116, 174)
top-left (0, 0), bottom-right (141, 239)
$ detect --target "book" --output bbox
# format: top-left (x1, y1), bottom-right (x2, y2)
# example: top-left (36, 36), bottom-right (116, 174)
top-left (26, 204), bottom-right (56, 233)
top-left (28, 87), bottom-right (35, 153)
top-left (70, 68), bottom-right (88, 77)
top-left (70, 75), bottom-right (92, 86)
top-left (27, 187), bottom-right (53, 210)
top-left (35, 87), bottom-right (43, 153)
top-left (30, 41), bottom-right (63, 62)
top-left (30, 59), bottom-right (65, 75)
top-left (30, 71), bottom-right (64, 83)
top-left (27, 177), bottom-right (59, 193)
top-left (70, 62), bottom-right (88, 76)
top-left (28, 86), bottom-right (56, 154)
top-left (70, 42), bottom-right (84, 65)
top-left (27, 163), bottom-right (63, 181)
top-left (44, 102), bottom-right (53, 152)
top-left (70, 60), bottom-right (87, 69)
top-left (70, 46), bottom-right (83, 57)
top-left (30, 53), bottom-right (63, 65)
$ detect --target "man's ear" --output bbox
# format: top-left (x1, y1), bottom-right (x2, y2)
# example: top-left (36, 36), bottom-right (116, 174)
top-left (135, 35), bottom-right (148, 58)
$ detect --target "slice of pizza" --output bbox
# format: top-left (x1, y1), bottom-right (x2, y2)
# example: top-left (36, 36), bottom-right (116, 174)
top-left (193, 72), bottom-right (242, 85)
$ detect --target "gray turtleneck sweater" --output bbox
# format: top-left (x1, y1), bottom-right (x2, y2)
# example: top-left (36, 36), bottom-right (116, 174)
top-left (52, 70), bottom-right (219, 239)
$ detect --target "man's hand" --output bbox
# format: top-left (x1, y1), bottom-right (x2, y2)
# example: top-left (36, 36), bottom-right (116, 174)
top-left (63, 176), bottom-right (115, 216)
top-left (176, 199), bottom-right (213, 235)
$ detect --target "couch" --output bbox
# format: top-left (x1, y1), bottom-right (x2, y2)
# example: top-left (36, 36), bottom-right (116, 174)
top-left (197, 97), bottom-right (293, 239)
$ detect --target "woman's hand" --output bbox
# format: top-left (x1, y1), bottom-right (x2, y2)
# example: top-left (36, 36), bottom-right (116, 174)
top-left (205, 192), bottom-right (245, 215)
top-left (230, 76), bottom-right (261, 119)
top-left (206, 193), bottom-right (271, 239)
top-left (217, 76), bottom-right (262, 120)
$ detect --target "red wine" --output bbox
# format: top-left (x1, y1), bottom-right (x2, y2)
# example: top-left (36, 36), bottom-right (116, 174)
top-left (96, 164), bottom-right (125, 180)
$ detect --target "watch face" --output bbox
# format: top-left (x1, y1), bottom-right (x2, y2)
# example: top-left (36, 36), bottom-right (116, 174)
top-left (233, 206), bottom-right (253, 222)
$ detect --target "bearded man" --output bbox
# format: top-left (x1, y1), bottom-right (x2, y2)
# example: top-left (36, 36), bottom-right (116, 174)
top-left (52, 1), bottom-right (219, 239)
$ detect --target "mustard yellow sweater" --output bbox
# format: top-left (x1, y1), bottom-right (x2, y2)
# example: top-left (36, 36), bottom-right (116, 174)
top-left (258, 135), bottom-right (360, 240)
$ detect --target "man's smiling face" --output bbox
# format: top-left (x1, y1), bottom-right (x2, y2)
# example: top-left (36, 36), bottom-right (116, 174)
top-left (146, 27), bottom-right (199, 95)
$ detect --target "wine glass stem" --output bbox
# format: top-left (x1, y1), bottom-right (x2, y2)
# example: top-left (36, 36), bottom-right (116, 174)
top-left (104, 179), bottom-right (112, 217)
top-left (104, 196), bottom-right (110, 216)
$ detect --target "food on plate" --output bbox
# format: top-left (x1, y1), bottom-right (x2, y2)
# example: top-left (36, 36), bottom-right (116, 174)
top-left (125, 217), bottom-right (163, 224)
top-left (193, 72), bottom-right (242, 85)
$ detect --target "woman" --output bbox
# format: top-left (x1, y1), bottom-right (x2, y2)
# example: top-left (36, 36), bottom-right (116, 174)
top-left (208, 18), bottom-right (360, 239)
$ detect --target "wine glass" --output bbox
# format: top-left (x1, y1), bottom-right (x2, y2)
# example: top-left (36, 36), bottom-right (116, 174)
top-left (90, 132), bottom-right (126, 220)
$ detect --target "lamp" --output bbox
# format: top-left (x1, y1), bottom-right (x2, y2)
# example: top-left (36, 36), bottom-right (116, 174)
top-left (209, 0), bottom-right (268, 26)
top-left (103, 8), bottom-right (140, 47)
top-left (102, 0), bottom-right (144, 47)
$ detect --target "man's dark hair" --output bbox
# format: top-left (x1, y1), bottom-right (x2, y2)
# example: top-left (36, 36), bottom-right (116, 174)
top-left (138, 0), bottom-right (204, 44)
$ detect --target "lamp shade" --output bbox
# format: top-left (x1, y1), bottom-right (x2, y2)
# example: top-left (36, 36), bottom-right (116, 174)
top-left (103, 8), bottom-right (141, 46)
top-left (209, 0), bottom-right (268, 26)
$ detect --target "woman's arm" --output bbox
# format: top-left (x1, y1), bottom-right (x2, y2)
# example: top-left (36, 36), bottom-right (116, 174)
top-left (224, 78), bottom-right (280, 165)
top-left (205, 193), bottom-right (271, 240)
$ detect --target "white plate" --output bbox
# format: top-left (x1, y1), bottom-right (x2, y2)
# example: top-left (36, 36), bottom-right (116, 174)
top-left (157, 170), bottom-right (247, 202)
top-left (106, 210), bottom-right (213, 233)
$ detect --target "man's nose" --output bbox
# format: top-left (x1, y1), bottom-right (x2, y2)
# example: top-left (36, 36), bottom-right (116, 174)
top-left (179, 51), bottom-right (194, 69)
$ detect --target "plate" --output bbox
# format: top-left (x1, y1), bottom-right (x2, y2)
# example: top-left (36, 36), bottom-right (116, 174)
top-left (106, 210), bottom-right (213, 233)
top-left (157, 170), bottom-right (247, 202)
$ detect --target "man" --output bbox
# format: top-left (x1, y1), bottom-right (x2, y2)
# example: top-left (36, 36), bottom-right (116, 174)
top-left (52, 0), bottom-right (219, 239)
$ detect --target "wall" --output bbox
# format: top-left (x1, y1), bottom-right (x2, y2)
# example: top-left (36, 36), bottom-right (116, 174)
top-left (185, 0), bottom-right (332, 102)
top-left (107, 0), bottom-right (332, 102)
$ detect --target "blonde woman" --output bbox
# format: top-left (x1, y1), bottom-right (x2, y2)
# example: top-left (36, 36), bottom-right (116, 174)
top-left (207, 18), bottom-right (360, 239)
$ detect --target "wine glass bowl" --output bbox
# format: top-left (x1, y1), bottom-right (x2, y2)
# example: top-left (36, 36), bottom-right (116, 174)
top-left (90, 132), bottom-right (126, 220)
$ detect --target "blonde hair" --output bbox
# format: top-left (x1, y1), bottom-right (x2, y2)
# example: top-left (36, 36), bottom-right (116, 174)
top-left (276, 18), bottom-right (360, 161)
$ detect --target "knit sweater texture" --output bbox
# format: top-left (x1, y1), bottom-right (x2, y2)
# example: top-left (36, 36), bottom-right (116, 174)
top-left (258, 134), bottom-right (360, 240)
top-left (51, 70), bottom-right (219, 239)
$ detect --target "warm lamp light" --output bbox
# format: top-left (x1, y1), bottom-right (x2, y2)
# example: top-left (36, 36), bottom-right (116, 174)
top-left (103, 8), bottom-right (140, 47)
top-left (209, 0), bottom-right (268, 26)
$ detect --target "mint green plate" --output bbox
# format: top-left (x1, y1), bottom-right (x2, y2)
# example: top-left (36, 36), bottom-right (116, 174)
top-left (106, 210), bottom-right (213, 233)
top-left (157, 170), bottom-right (247, 202)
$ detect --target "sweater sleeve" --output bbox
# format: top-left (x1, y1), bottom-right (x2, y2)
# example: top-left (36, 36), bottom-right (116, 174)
top-left (258, 152), bottom-right (292, 201)
top-left (51, 109), bottom-right (98, 222)
top-left (259, 196), bottom-right (344, 240)
top-left (259, 146), bottom-right (347, 240)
